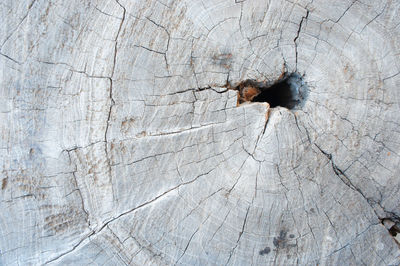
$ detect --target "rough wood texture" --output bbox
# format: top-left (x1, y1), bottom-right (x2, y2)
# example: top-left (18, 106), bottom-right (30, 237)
top-left (1, 0), bottom-right (400, 265)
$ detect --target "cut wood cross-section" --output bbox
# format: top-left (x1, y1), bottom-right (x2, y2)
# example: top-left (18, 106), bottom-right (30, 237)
top-left (1, 0), bottom-right (400, 265)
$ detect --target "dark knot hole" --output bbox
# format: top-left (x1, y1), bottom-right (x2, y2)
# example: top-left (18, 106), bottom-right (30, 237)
top-left (236, 72), bottom-right (309, 110)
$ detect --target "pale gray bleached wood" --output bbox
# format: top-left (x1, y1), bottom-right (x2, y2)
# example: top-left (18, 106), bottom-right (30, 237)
top-left (1, 0), bottom-right (400, 265)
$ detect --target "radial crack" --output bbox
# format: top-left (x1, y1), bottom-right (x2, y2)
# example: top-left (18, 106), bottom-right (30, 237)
top-left (225, 206), bottom-right (250, 265)
top-left (294, 10), bottom-right (309, 71)
top-left (313, 143), bottom-right (400, 242)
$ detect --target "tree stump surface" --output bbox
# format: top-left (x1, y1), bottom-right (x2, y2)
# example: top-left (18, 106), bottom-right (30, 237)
top-left (1, 0), bottom-right (400, 265)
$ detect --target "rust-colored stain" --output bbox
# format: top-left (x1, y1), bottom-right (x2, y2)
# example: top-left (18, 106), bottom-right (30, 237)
top-left (277, 71), bottom-right (286, 81)
top-left (29, 148), bottom-right (35, 158)
top-left (343, 63), bottom-right (354, 81)
top-left (121, 117), bottom-right (136, 133)
top-left (44, 209), bottom-right (83, 234)
top-left (265, 106), bottom-right (270, 121)
top-left (242, 86), bottom-right (261, 102)
top-left (344, 64), bottom-right (349, 73)
top-left (2, 178), bottom-right (7, 190)
top-left (212, 53), bottom-right (233, 69)
top-left (235, 81), bottom-right (262, 104)
top-left (212, 53), bottom-right (232, 60)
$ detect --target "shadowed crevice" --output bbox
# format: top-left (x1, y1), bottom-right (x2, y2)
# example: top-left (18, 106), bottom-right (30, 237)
top-left (234, 72), bottom-right (309, 110)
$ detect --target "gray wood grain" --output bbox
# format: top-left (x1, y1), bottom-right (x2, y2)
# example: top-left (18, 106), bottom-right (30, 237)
top-left (1, 0), bottom-right (400, 265)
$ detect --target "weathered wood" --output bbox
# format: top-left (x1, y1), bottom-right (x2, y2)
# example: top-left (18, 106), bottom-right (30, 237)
top-left (1, 0), bottom-right (400, 264)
